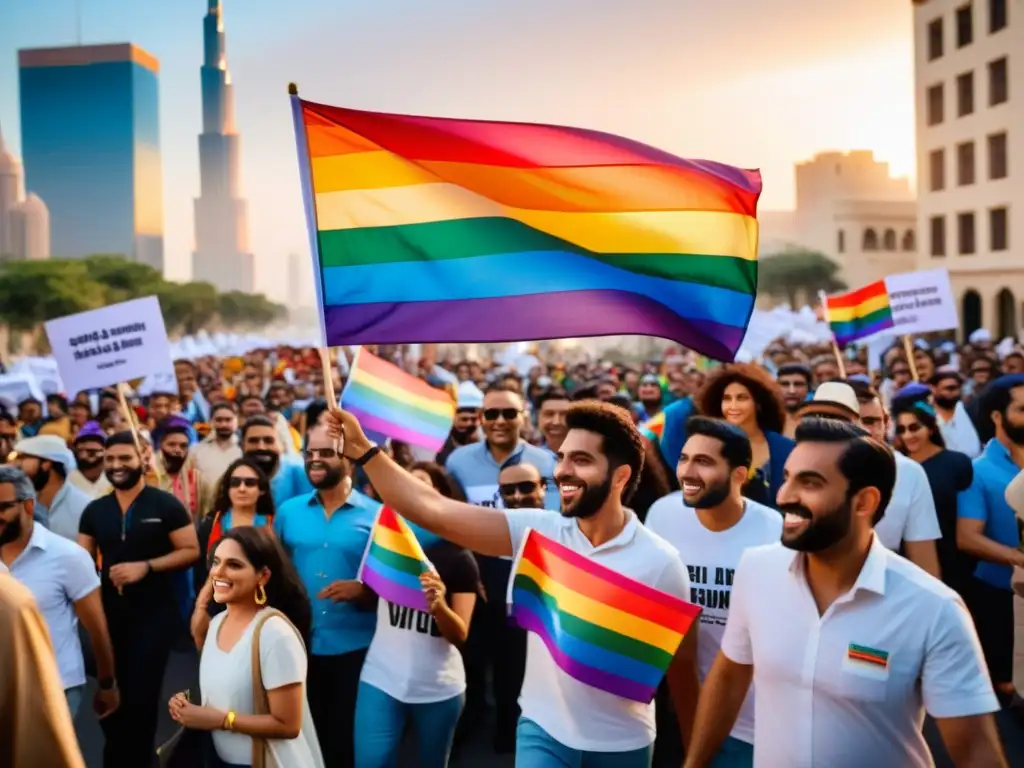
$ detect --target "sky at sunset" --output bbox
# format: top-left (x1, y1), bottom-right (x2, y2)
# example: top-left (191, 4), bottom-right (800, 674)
top-left (0, 0), bottom-right (916, 297)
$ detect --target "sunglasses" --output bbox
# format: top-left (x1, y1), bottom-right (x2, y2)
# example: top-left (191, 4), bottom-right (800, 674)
top-left (499, 481), bottom-right (540, 496)
top-left (229, 476), bottom-right (260, 488)
top-left (483, 408), bottom-right (520, 422)
top-left (895, 423), bottom-right (923, 436)
top-left (304, 448), bottom-right (337, 460)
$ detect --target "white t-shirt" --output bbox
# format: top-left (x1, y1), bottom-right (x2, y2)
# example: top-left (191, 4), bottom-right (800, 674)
top-left (503, 508), bottom-right (691, 753)
top-left (873, 452), bottom-right (941, 551)
top-left (645, 493), bottom-right (782, 744)
top-left (360, 542), bottom-right (478, 703)
top-left (199, 612), bottom-right (323, 768)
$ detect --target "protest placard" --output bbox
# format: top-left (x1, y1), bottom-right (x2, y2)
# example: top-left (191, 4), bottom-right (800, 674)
top-left (884, 268), bottom-right (958, 335)
top-left (44, 296), bottom-right (174, 394)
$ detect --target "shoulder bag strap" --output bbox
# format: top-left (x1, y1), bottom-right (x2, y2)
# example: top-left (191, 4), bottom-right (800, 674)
top-left (249, 608), bottom-right (305, 768)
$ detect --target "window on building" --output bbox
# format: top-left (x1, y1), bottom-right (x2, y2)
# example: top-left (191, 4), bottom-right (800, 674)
top-left (902, 230), bottom-right (916, 251)
top-left (989, 0), bottom-right (1007, 33)
top-left (988, 132), bottom-right (1008, 179)
top-left (863, 228), bottom-right (879, 251)
top-left (837, 229), bottom-right (845, 253)
top-left (989, 57), bottom-right (1008, 105)
top-left (990, 207), bottom-right (1008, 251)
top-left (956, 4), bottom-right (974, 47)
top-left (927, 83), bottom-right (945, 125)
top-left (956, 71), bottom-right (975, 116)
top-left (883, 229), bottom-right (897, 251)
top-left (957, 141), bottom-right (976, 185)
top-left (930, 216), bottom-right (946, 257)
top-left (928, 18), bottom-right (944, 59)
top-left (929, 148), bottom-right (946, 191)
top-left (958, 211), bottom-right (976, 255)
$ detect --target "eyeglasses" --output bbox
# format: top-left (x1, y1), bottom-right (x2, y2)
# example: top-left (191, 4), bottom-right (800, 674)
top-left (895, 423), bottom-right (922, 436)
top-left (229, 476), bottom-right (260, 488)
top-left (499, 481), bottom-right (540, 496)
top-left (304, 448), bottom-right (337, 460)
top-left (483, 408), bottom-right (520, 422)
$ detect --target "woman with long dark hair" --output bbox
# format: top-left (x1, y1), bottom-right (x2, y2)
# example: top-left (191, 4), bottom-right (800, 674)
top-left (893, 400), bottom-right (975, 596)
top-left (192, 458), bottom-right (277, 648)
top-left (695, 363), bottom-right (794, 508)
top-left (353, 461), bottom-right (480, 768)
top-left (168, 526), bottom-right (321, 767)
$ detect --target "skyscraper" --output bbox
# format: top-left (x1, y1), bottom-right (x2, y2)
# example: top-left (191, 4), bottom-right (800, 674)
top-left (0, 121), bottom-right (50, 261)
top-left (18, 44), bottom-right (163, 268)
top-left (192, 0), bottom-right (254, 293)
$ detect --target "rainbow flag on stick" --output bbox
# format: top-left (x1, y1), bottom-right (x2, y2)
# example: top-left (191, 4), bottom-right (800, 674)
top-left (288, 86), bottom-right (761, 362)
top-left (357, 506), bottom-right (432, 612)
top-left (824, 281), bottom-right (895, 346)
top-left (507, 529), bottom-right (701, 703)
top-left (341, 347), bottom-right (455, 452)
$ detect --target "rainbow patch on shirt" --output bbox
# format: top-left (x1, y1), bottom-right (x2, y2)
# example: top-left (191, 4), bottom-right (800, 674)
top-left (847, 643), bottom-right (889, 670)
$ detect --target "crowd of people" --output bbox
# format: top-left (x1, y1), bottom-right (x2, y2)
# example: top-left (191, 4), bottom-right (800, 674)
top-left (1, 332), bottom-right (1023, 767)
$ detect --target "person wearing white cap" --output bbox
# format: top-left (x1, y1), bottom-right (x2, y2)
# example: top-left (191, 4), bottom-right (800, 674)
top-left (435, 382), bottom-right (483, 466)
top-left (13, 435), bottom-right (92, 543)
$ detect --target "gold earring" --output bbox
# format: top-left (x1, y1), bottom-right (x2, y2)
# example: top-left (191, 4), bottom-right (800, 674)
top-left (255, 584), bottom-right (267, 605)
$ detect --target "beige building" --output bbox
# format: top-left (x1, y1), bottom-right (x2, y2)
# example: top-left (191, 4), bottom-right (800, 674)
top-left (0, 121), bottom-right (50, 261)
top-left (913, 0), bottom-right (1020, 339)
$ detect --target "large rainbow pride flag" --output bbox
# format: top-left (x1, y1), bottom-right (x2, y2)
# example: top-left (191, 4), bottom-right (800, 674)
top-left (289, 87), bottom-right (762, 362)
top-left (507, 529), bottom-right (701, 703)
top-left (357, 506), bottom-right (432, 612)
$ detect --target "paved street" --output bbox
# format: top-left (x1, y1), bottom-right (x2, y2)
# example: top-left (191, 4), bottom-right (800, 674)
top-left (74, 597), bottom-right (1024, 766)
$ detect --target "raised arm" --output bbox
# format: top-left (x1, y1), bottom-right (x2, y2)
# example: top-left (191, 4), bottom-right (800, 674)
top-left (326, 409), bottom-right (513, 557)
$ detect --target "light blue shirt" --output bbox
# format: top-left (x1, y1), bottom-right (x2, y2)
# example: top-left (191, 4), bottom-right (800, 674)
top-left (958, 439), bottom-right (1022, 590)
top-left (35, 481), bottom-right (92, 543)
top-left (269, 455), bottom-right (313, 508)
top-left (274, 489), bottom-right (380, 656)
top-left (445, 440), bottom-right (559, 510)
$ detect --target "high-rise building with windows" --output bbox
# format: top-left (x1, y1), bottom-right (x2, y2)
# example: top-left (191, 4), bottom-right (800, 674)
top-left (192, 0), bottom-right (255, 293)
top-left (913, 0), bottom-right (1021, 339)
top-left (18, 43), bottom-right (163, 269)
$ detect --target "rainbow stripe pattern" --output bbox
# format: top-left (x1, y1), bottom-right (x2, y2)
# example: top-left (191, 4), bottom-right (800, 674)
top-left (827, 280), bottom-right (895, 345)
top-left (358, 506), bottom-right (431, 612)
top-left (290, 92), bottom-right (762, 361)
top-left (341, 347), bottom-right (455, 452)
top-left (507, 529), bottom-right (701, 702)
top-left (847, 643), bottom-right (889, 670)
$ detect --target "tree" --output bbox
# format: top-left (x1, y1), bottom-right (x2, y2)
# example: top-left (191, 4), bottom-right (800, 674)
top-left (757, 249), bottom-right (846, 307)
top-left (0, 260), bottom-right (108, 332)
top-left (157, 281), bottom-right (220, 336)
top-left (218, 291), bottom-right (288, 328)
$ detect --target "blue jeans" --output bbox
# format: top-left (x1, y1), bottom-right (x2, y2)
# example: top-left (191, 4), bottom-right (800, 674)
top-left (65, 685), bottom-right (85, 719)
top-left (711, 736), bottom-right (754, 768)
top-left (516, 718), bottom-right (654, 767)
top-left (353, 681), bottom-right (464, 768)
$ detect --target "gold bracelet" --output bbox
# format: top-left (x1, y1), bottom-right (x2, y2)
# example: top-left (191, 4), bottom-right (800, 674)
top-left (223, 711), bottom-right (236, 731)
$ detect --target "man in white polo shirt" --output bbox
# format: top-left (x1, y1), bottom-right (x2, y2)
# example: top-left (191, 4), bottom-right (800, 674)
top-left (326, 400), bottom-right (698, 766)
top-left (684, 418), bottom-right (1005, 768)
top-left (647, 417), bottom-right (781, 768)
top-left (799, 380), bottom-right (942, 578)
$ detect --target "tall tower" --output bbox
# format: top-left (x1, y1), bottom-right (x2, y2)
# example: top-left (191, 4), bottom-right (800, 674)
top-left (192, 0), bottom-right (254, 292)
top-left (0, 122), bottom-right (23, 257)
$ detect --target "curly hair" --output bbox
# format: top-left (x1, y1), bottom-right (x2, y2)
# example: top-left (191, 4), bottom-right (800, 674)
top-left (695, 363), bottom-right (787, 434)
top-left (565, 400), bottom-right (645, 502)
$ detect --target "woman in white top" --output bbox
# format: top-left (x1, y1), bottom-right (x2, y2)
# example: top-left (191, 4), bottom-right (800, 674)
top-left (354, 462), bottom-right (481, 768)
top-left (167, 526), bottom-right (322, 767)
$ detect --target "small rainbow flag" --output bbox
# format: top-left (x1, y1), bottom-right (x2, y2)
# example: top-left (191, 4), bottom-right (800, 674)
top-left (341, 347), bottom-right (455, 452)
top-left (640, 411), bottom-right (665, 442)
top-left (289, 88), bottom-right (761, 362)
top-left (824, 281), bottom-right (895, 346)
top-left (507, 529), bottom-right (701, 703)
top-left (357, 506), bottom-right (432, 612)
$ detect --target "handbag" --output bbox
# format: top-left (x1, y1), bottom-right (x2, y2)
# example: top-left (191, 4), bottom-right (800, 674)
top-left (249, 608), bottom-right (305, 768)
top-left (155, 690), bottom-right (218, 768)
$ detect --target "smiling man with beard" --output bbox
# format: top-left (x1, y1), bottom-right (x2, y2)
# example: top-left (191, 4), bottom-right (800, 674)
top-left (646, 418), bottom-right (781, 768)
top-left (241, 415), bottom-right (311, 507)
top-left (67, 421), bottom-right (112, 499)
top-left (684, 418), bottom-right (1006, 768)
top-left (13, 434), bottom-right (91, 541)
top-left (76, 431), bottom-right (199, 768)
top-left (324, 400), bottom-right (698, 766)
top-left (274, 425), bottom-right (380, 768)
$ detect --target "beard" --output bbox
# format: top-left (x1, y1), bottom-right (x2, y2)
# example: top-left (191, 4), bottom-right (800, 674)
top-left (76, 457), bottom-right (102, 471)
top-left (30, 468), bottom-right (50, 492)
top-left (305, 460), bottom-right (346, 490)
top-left (641, 397), bottom-right (661, 411)
top-left (560, 474), bottom-right (613, 520)
top-left (934, 395), bottom-right (959, 410)
top-left (682, 477), bottom-right (731, 509)
top-left (215, 428), bottom-right (235, 441)
top-left (780, 499), bottom-right (852, 552)
top-left (451, 427), bottom-right (477, 443)
top-left (106, 466), bottom-right (144, 491)
top-left (0, 515), bottom-right (22, 546)
top-left (246, 450), bottom-right (280, 477)
top-left (1005, 420), bottom-right (1024, 446)
top-left (162, 453), bottom-right (187, 474)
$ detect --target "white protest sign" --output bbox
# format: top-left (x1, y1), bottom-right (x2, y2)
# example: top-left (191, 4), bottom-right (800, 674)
top-left (883, 268), bottom-right (958, 335)
top-left (44, 296), bottom-right (174, 393)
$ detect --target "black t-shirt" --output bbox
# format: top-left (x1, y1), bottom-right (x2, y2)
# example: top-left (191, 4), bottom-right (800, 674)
top-left (426, 541), bottom-right (481, 599)
top-left (920, 449), bottom-right (976, 595)
top-left (79, 485), bottom-right (192, 621)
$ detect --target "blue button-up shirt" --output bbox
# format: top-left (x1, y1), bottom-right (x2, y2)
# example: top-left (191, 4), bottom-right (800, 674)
top-left (269, 455), bottom-right (313, 508)
top-left (35, 481), bottom-right (92, 542)
top-left (958, 439), bottom-right (1022, 590)
top-left (445, 440), bottom-right (559, 510)
top-left (274, 489), bottom-right (380, 656)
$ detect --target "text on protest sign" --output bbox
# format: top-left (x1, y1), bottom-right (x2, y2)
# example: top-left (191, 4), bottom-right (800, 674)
top-left (44, 297), bottom-right (174, 393)
top-left (883, 268), bottom-right (958, 336)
